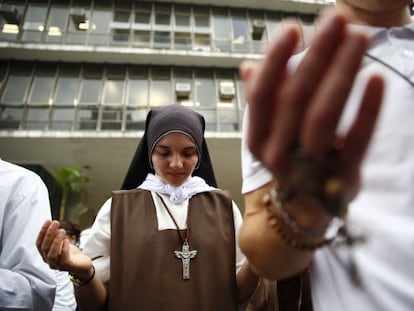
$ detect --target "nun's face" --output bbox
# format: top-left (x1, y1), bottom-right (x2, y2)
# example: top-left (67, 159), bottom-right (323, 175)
top-left (151, 132), bottom-right (199, 186)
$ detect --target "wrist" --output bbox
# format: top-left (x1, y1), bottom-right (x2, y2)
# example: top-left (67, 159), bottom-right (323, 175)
top-left (69, 265), bottom-right (95, 287)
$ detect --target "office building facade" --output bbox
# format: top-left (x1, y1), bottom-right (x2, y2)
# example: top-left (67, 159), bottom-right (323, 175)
top-left (0, 0), bottom-right (333, 226)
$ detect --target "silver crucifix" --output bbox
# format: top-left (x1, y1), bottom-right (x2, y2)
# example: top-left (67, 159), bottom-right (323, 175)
top-left (174, 240), bottom-right (197, 280)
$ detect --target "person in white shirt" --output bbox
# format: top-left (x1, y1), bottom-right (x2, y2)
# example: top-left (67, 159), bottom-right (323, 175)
top-left (0, 159), bottom-right (56, 310)
top-left (239, 1), bottom-right (414, 311)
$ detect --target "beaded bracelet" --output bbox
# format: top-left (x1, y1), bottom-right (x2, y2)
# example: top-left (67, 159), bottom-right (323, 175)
top-left (263, 185), bottom-right (333, 251)
top-left (69, 265), bottom-right (95, 287)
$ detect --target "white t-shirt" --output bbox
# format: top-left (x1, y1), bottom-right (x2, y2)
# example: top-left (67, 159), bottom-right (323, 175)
top-left (241, 24), bottom-right (414, 311)
top-left (83, 190), bottom-right (245, 284)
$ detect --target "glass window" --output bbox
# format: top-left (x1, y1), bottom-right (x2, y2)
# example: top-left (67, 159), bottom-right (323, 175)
top-left (46, 5), bottom-right (69, 43)
top-left (154, 3), bottom-right (171, 28)
top-left (76, 107), bottom-right (98, 130)
top-left (218, 109), bottom-right (238, 132)
top-left (3, 75), bottom-right (31, 104)
top-left (55, 63), bottom-right (80, 106)
top-left (133, 30), bottom-right (150, 46)
top-left (25, 107), bottom-right (49, 130)
top-left (237, 79), bottom-right (246, 109)
top-left (21, 2), bottom-right (48, 42)
top-left (194, 69), bottom-right (214, 107)
top-left (230, 10), bottom-right (248, 52)
top-left (134, 2), bottom-right (151, 26)
top-left (28, 64), bottom-right (57, 106)
top-left (0, 2), bottom-right (24, 41)
top-left (193, 5), bottom-right (210, 31)
top-left (174, 4), bottom-right (190, 31)
top-left (114, 11), bottom-right (130, 23)
top-left (213, 9), bottom-right (230, 52)
top-left (174, 32), bottom-right (191, 49)
top-left (101, 107), bottom-right (122, 130)
top-left (79, 79), bottom-right (102, 104)
top-left (154, 31), bottom-right (171, 47)
top-left (79, 65), bottom-right (103, 105)
top-left (128, 66), bottom-right (148, 107)
top-left (231, 10), bottom-right (248, 39)
top-left (199, 109), bottom-right (216, 131)
top-left (125, 108), bottom-right (147, 130)
top-left (249, 10), bottom-right (267, 53)
top-left (103, 74), bottom-right (125, 106)
top-left (0, 61), bottom-right (8, 87)
top-left (67, 1), bottom-right (90, 44)
top-left (0, 107), bottom-right (23, 129)
top-left (150, 67), bottom-right (171, 107)
top-left (151, 80), bottom-right (171, 107)
top-left (155, 13), bottom-right (170, 26)
top-left (50, 108), bottom-right (75, 130)
top-left (127, 80), bottom-right (148, 107)
top-left (266, 11), bottom-right (282, 40)
top-left (173, 67), bottom-right (192, 104)
top-left (134, 11), bottom-right (151, 24)
top-left (90, 9), bottom-right (112, 34)
top-left (88, 7), bottom-right (112, 45)
top-left (213, 9), bottom-right (229, 39)
top-left (194, 33), bottom-right (210, 50)
top-left (112, 29), bottom-right (130, 44)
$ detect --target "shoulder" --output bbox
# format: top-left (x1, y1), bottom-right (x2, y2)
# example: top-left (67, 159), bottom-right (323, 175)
top-left (0, 160), bottom-right (47, 201)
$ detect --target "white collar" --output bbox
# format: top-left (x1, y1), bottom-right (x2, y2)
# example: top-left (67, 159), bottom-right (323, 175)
top-left (138, 173), bottom-right (213, 203)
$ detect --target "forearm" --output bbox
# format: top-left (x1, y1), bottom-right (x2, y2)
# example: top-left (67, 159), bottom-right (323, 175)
top-left (235, 260), bottom-right (260, 304)
top-left (73, 267), bottom-right (108, 311)
top-left (239, 182), bottom-right (331, 280)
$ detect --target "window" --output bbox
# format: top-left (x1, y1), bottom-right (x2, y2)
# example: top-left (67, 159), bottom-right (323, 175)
top-left (21, 1), bottom-right (48, 42)
top-left (103, 65), bottom-right (126, 106)
top-left (213, 8), bottom-right (230, 52)
top-left (194, 69), bottom-right (214, 107)
top-left (50, 108), bottom-right (75, 130)
top-left (25, 107), bottom-right (49, 130)
top-left (46, 5), bottom-right (69, 43)
top-left (88, 5), bottom-right (112, 45)
top-left (125, 108), bottom-right (147, 130)
top-left (79, 65), bottom-right (103, 105)
top-left (76, 107), bottom-right (98, 130)
top-left (54, 63), bottom-right (80, 106)
top-left (3, 65), bottom-right (31, 104)
top-left (67, 1), bottom-right (90, 44)
top-left (230, 9), bottom-right (248, 52)
top-left (150, 67), bottom-right (171, 107)
top-left (0, 107), bottom-right (23, 129)
top-left (101, 107), bottom-right (122, 130)
top-left (127, 66), bottom-right (148, 107)
top-left (28, 63), bottom-right (57, 106)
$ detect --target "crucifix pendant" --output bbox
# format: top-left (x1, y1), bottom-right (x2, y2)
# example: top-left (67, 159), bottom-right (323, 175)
top-left (174, 240), bottom-right (197, 280)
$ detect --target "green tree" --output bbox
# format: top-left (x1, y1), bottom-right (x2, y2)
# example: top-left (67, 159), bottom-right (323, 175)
top-left (55, 167), bottom-right (90, 220)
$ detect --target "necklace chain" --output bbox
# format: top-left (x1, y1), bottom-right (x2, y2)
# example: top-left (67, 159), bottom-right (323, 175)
top-left (157, 194), bottom-right (190, 243)
top-left (364, 52), bottom-right (414, 87)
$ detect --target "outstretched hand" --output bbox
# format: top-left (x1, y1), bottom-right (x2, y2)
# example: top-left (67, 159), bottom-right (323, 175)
top-left (36, 220), bottom-right (92, 277)
top-left (241, 11), bottom-right (384, 201)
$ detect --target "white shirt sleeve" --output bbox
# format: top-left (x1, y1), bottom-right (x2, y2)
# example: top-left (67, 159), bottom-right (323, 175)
top-left (0, 161), bottom-right (56, 310)
top-left (82, 198), bottom-right (112, 283)
top-left (52, 270), bottom-right (77, 311)
top-left (241, 106), bottom-right (273, 194)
